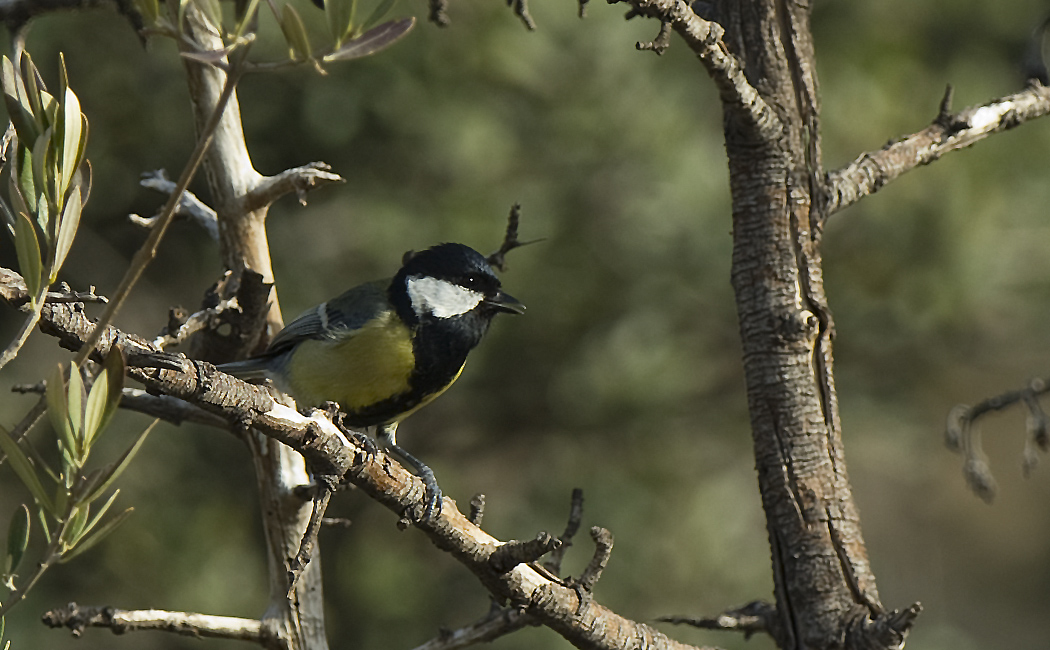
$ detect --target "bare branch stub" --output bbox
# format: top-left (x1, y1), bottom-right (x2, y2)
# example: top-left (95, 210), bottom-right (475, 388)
top-left (506, 0), bottom-right (536, 30)
top-left (542, 488), bottom-right (584, 576)
top-left (489, 532), bottom-right (562, 574)
top-left (488, 203), bottom-right (542, 272)
top-left (243, 162), bottom-right (345, 211)
top-left (845, 603), bottom-right (923, 650)
top-left (574, 526), bottom-right (612, 593)
top-left (469, 493), bottom-right (486, 527)
top-left (637, 20), bottom-right (673, 55)
top-left (428, 0), bottom-right (450, 26)
top-left (945, 375), bottom-right (1050, 501)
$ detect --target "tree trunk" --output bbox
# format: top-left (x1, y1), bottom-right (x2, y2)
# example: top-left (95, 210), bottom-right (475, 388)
top-left (177, 7), bottom-right (329, 649)
top-left (718, 2), bottom-right (887, 648)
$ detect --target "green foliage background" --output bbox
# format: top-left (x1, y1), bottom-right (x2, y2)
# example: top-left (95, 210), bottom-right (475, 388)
top-left (2, 1), bottom-right (1050, 649)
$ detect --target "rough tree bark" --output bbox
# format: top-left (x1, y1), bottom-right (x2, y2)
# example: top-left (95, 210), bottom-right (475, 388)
top-left (715, 3), bottom-right (903, 649)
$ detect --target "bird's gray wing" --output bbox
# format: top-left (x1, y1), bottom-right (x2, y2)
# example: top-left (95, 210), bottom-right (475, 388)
top-left (265, 279), bottom-right (392, 355)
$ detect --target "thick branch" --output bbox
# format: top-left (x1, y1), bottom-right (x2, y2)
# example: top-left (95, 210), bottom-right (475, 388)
top-left (825, 83), bottom-right (1050, 217)
top-left (12, 270), bottom-right (712, 650)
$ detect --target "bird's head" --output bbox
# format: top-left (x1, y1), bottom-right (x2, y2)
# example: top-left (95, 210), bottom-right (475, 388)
top-left (391, 243), bottom-right (524, 326)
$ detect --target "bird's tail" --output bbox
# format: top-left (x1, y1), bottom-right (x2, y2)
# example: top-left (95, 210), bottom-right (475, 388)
top-left (216, 358), bottom-right (272, 381)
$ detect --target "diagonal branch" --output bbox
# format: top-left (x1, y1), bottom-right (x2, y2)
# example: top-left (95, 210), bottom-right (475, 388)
top-left (825, 83), bottom-right (1050, 219)
top-left (4, 267), bottom-right (713, 650)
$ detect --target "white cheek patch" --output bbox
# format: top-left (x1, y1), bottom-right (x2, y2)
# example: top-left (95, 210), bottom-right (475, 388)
top-left (407, 276), bottom-right (484, 318)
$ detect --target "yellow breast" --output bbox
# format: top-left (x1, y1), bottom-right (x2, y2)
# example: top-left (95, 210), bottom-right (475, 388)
top-left (286, 311), bottom-right (415, 410)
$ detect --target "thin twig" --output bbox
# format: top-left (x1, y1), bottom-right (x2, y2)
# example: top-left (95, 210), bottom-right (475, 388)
top-left (658, 600), bottom-right (778, 640)
top-left (287, 478), bottom-right (335, 596)
top-left (411, 607), bottom-right (533, 650)
top-left (0, 287), bottom-right (45, 369)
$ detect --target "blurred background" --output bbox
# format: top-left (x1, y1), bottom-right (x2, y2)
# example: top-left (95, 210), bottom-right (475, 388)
top-left (2, 0), bottom-right (1050, 648)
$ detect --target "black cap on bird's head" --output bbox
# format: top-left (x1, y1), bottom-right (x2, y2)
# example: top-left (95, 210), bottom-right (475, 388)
top-left (391, 243), bottom-right (524, 326)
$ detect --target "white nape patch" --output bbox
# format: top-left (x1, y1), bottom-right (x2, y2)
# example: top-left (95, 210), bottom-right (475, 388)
top-left (407, 275), bottom-right (484, 318)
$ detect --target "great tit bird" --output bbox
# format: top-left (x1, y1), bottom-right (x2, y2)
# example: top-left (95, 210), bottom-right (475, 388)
top-left (219, 242), bottom-right (524, 518)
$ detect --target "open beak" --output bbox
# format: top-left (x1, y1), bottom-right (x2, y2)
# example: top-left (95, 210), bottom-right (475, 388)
top-left (487, 290), bottom-right (525, 315)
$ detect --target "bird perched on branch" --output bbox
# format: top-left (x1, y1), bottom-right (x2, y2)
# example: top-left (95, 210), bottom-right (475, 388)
top-left (219, 242), bottom-right (524, 519)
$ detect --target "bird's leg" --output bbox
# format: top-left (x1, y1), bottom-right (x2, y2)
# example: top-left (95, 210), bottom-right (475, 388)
top-left (378, 423), bottom-right (443, 522)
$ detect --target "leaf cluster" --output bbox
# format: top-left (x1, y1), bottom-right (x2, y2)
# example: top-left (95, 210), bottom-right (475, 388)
top-left (0, 351), bottom-right (151, 618)
top-left (130, 0), bottom-right (415, 73)
top-left (0, 53), bottom-right (88, 306)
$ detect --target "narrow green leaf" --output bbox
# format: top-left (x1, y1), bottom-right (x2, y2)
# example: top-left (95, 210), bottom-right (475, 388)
top-left (13, 146), bottom-right (35, 216)
top-left (83, 349), bottom-right (124, 448)
top-left (50, 185), bottom-right (80, 282)
top-left (58, 87), bottom-right (83, 201)
top-left (36, 507), bottom-right (51, 544)
top-left (56, 53), bottom-right (68, 100)
top-left (35, 191), bottom-right (49, 244)
top-left (177, 0), bottom-right (192, 34)
top-left (83, 356), bottom-right (108, 449)
top-left (323, 17), bottom-right (415, 62)
top-left (96, 349), bottom-right (125, 443)
top-left (30, 128), bottom-right (51, 218)
top-left (76, 114), bottom-right (89, 180)
top-left (71, 490), bottom-right (118, 546)
top-left (45, 364), bottom-right (74, 460)
top-left (133, 0), bottom-right (159, 24)
top-left (23, 56), bottom-right (44, 125)
top-left (63, 503), bottom-right (89, 550)
top-left (13, 211), bottom-right (42, 300)
top-left (324, 0), bottom-right (357, 45)
top-left (85, 420), bottom-right (155, 505)
top-left (1, 56), bottom-right (40, 145)
top-left (360, 0), bottom-right (396, 32)
top-left (39, 91), bottom-right (58, 129)
top-left (59, 507), bottom-right (132, 563)
top-left (233, 0), bottom-right (262, 39)
top-left (0, 425), bottom-right (54, 515)
top-left (279, 4), bottom-right (313, 62)
top-left (53, 482), bottom-right (70, 517)
top-left (5, 504), bottom-right (30, 576)
top-left (66, 365), bottom-right (84, 456)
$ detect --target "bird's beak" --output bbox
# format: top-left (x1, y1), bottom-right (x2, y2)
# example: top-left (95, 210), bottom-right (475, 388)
top-left (487, 290), bottom-right (525, 315)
